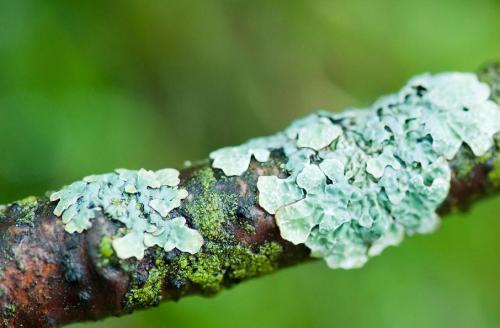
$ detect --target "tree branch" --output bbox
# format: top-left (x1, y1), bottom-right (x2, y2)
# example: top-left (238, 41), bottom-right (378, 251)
top-left (0, 63), bottom-right (499, 327)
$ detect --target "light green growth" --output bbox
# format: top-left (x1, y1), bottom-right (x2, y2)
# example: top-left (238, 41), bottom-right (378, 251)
top-left (490, 157), bottom-right (500, 189)
top-left (0, 205), bottom-right (7, 221)
top-left (229, 242), bottom-right (283, 280)
top-left (450, 145), bottom-right (490, 180)
top-left (185, 168), bottom-right (238, 240)
top-left (97, 236), bottom-right (115, 268)
top-left (209, 72), bottom-right (500, 269)
top-left (12, 196), bottom-right (39, 227)
top-left (176, 242), bottom-right (283, 292)
top-left (178, 252), bottom-right (224, 290)
top-left (4, 304), bottom-right (16, 314)
top-left (173, 167), bottom-right (284, 292)
top-left (50, 168), bottom-right (203, 260)
top-left (125, 258), bottom-right (167, 309)
top-left (100, 236), bottom-right (114, 258)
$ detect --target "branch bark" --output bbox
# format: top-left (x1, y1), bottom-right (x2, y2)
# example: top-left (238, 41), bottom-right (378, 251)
top-left (0, 63), bottom-right (499, 327)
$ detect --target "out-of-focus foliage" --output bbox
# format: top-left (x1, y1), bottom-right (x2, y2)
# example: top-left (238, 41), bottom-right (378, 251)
top-left (0, 0), bottom-right (499, 327)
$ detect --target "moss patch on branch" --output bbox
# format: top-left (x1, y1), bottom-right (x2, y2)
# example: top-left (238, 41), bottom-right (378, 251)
top-left (171, 242), bottom-right (283, 293)
top-left (184, 168), bottom-right (238, 240)
top-left (124, 256), bottom-right (168, 310)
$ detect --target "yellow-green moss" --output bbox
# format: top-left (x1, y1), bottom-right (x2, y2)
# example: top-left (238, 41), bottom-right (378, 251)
top-left (228, 242), bottom-right (283, 280)
top-left (185, 168), bottom-right (237, 241)
top-left (0, 205), bottom-right (6, 221)
top-left (177, 252), bottom-right (224, 291)
top-left (4, 304), bottom-right (16, 314)
top-left (97, 236), bottom-right (115, 269)
top-left (14, 196), bottom-right (38, 227)
top-left (100, 236), bottom-right (114, 258)
top-left (125, 257), bottom-right (167, 310)
top-left (174, 242), bottom-right (283, 293)
top-left (490, 157), bottom-right (500, 189)
top-left (451, 146), bottom-right (491, 180)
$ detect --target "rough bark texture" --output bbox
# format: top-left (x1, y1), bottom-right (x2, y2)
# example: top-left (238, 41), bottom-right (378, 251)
top-left (0, 63), bottom-right (499, 327)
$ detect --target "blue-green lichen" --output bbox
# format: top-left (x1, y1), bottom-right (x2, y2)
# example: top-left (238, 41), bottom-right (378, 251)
top-left (210, 72), bottom-right (500, 269)
top-left (50, 168), bottom-right (203, 260)
top-left (210, 135), bottom-right (288, 176)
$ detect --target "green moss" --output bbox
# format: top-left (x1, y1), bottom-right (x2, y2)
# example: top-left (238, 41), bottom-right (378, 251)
top-left (100, 236), bottom-right (114, 258)
top-left (124, 256), bottom-right (167, 310)
top-left (451, 146), bottom-right (490, 180)
top-left (490, 157), bottom-right (500, 189)
top-left (177, 251), bottom-right (224, 291)
top-left (185, 168), bottom-right (237, 241)
top-left (228, 242), bottom-right (283, 280)
top-left (14, 196), bottom-right (38, 227)
top-left (478, 62), bottom-right (500, 104)
top-left (177, 166), bottom-right (284, 293)
top-left (97, 236), bottom-right (115, 268)
top-left (174, 242), bottom-right (283, 293)
top-left (0, 205), bottom-right (6, 221)
top-left (4, 304), bottom-right (16, 314)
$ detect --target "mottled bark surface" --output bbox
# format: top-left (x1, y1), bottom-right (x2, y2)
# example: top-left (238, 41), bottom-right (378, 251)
top-left (0, 64), bottom-right (499, 327)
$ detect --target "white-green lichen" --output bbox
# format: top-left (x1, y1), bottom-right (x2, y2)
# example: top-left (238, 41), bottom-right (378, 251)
top-left (209, 135), bottom-right (288, 176)
top-left (50, 168), bottom-right (203, 259)
top-left (210, 72), bottom-right (500, 269)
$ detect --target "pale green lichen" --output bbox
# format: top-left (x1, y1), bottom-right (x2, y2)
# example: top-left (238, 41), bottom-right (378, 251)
top-left (209, 72), bottom-right (500, 269)
top-left (209, 135), bottom-right (288, 176)
top-left (50, 168), bottom-right (203, 260)
top-left (295, 117), bottom-right (342, 150)
top-left (256, 176), bottom-right (303, 214)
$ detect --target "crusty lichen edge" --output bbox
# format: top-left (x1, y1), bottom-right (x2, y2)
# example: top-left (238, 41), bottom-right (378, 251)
top-left (43, 71), bottom-right (500, 270)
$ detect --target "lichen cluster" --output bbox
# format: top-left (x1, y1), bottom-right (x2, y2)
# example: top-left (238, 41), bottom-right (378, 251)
top-left (50, 168), bottom-right (203, 259)
top-left (210, 72), bottom-right (500, 269)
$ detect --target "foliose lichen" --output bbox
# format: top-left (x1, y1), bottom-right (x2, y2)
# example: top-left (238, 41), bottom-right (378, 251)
top-left (50, 168), bottom-right (203, 260)
top-left (210, 72), bottom-right (500, 269)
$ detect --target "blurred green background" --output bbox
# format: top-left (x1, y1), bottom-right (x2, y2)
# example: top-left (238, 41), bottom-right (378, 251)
top-left (0, 0), bottom-right (499, 327)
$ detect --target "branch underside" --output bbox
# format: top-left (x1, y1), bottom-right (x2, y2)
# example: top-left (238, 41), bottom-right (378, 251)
top-left (0, 64), bottom-right (499, 327)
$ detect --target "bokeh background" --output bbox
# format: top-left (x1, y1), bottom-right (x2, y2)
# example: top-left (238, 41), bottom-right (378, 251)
top-left (1, 0), bottom-right (499, 327)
